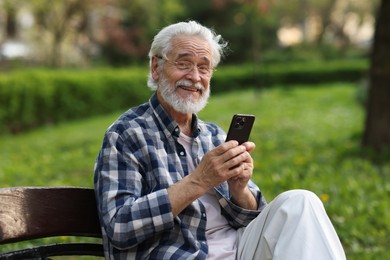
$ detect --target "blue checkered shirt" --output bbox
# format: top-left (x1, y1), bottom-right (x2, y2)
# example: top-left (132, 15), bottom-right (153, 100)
top-left (94, 93), bottom-right (267, 259)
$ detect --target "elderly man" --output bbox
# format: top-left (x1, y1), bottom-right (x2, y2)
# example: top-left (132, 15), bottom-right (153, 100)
top-left (94, 21), bottom-right (346, 259)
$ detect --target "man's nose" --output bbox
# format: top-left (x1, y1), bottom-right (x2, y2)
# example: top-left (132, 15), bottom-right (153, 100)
top-left (186, 66), bottom-right (201, 81)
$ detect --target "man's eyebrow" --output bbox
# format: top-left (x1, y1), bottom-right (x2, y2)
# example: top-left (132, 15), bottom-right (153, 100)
top-left (176, 53), bottom-right (210, 63)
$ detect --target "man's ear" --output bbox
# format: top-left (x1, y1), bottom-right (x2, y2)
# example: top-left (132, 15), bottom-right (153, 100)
top-left (151, 56), bottom-right (160, 81)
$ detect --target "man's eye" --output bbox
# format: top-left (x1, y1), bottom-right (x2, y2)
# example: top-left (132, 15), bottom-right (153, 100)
top-left (198, 66), bottom-right (210, 73)
top-left (176, 61), bottom-right (191, 69)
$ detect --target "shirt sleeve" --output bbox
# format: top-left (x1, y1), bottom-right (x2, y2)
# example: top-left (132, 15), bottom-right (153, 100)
top-left (215, 181), bottom-right (267, 229)
top-left (94, 130), bottom-right (175, 249)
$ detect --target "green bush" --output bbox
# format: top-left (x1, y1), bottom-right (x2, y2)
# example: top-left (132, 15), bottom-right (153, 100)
top-left (212, 59), bottom-right (368, 91)
top-left (0, 60), bottom-right (368, 134)
top-left (0, 68), bottom-right (151, 134)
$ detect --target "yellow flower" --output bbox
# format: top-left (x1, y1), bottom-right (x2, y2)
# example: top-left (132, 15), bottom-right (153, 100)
top-left (320, 194), bottom-right (330, 203)
top-left (293, 156), bottom-right (306, 165)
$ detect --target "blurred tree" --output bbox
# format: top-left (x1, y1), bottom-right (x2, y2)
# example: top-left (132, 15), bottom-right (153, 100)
top-left (0, 0), bottom-right (380, 66)
top-left (363, 0), bottom-right (390, 151)
top-left (271, 0), bottom-right (378, 63)
top-left (99, 0), bottom-right (185, 65)
top-left (1, 0), bottom-right (18, 39)
top-left (30, 0), bottom-right (94, 67)
top-left (277, 0), bottom-right (379, 45)
top-left (178, 0), bottom-right (379, 64)
top-left (179, 0), bottom-right (280, 63)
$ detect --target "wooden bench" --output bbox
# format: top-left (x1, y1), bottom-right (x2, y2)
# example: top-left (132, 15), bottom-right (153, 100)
top-left (0, 187), bottom-right (104, 259)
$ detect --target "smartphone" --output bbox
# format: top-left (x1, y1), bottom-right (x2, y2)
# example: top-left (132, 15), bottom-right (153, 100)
top-left (225, 114), bottom-right (255, 144)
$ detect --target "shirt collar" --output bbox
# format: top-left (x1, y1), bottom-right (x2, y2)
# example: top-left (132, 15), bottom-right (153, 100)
top-left (149, 93), bottom-right (201, 138)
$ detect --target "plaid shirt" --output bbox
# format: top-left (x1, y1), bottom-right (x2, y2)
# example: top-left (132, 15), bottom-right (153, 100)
top-left (94, 93), bottom-right (267, 259)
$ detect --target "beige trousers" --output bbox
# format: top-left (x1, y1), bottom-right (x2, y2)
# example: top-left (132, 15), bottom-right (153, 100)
top-left (236, 190), bottom-right (346, 260)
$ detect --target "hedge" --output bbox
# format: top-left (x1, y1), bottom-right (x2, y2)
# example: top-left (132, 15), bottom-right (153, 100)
top-left (0, 68), bottom-right (151, 134)
top-left (0, 60), bottom-right (368, 134)
top-left (212, 59), bottom-right (369, 91)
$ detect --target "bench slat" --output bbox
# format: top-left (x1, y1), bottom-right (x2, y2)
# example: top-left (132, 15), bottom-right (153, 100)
top-left (0, 187), bottom-right (103, 257)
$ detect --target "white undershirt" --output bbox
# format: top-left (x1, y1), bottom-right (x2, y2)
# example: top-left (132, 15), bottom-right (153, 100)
top-left (178, 133), bottom-right (237, 259)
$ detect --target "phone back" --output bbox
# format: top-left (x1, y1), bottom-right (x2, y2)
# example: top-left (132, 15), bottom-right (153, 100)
top-left (225, 114), bottom-right (255, 144)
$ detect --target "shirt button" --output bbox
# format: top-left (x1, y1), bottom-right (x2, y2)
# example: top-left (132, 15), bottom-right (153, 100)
top-left (180, 151), bottom-right (185, 156)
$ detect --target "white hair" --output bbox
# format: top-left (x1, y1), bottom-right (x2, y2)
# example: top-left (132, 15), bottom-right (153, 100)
top-left (147, 21), bottom-right (228, 90)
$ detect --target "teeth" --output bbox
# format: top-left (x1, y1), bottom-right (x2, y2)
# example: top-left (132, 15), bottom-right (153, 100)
top-left (180, 86), bottom-right (198, 92)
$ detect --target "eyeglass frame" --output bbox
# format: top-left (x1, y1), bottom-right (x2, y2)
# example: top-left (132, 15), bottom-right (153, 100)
top-left (155, 55), bottom-right (215, 77)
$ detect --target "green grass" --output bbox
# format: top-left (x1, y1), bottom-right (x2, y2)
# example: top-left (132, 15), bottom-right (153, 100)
top-left (1, 83), bottom-right (389, 259)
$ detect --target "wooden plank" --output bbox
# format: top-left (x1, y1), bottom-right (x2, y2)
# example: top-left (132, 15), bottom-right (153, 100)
top-left (0, 187), bottom-right (102, 244)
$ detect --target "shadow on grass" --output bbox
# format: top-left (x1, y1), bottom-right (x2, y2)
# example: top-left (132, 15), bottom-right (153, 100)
top-left (336, 131), bottom-right (390, 170)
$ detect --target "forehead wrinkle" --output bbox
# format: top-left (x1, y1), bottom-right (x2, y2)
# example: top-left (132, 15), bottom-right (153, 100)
top-left (170, 36), bottom-right (212, 63)
top-left (177, 53), bottom-right (210, 63)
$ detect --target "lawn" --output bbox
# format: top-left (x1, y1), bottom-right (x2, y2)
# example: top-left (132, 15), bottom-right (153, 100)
top-left (0, 83), bottom-right (389, 259)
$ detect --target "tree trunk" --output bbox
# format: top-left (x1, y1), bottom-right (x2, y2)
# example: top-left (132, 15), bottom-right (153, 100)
top-left (5, 7), bottom-right (17, 38)
top-left (50, 34), bottom-right (63, 68)
top-left (362, 0), bottom-right (390, 150)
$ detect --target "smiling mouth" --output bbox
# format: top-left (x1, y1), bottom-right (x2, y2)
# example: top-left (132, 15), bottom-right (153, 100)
top-left (178, 85), bottom-right (201, 93)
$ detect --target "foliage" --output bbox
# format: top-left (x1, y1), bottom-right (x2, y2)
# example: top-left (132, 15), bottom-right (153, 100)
top-left (262, 43), bottom-right (371, 62)
top-left (27, 0), bottom-right (94, 67)
top-left (0, 67), bottom-right (151, 134)
top-left (213, 59), bottom-right (368, 90)
top-left (0, 83), bottom-right (388, 258)
top-left (99, 0), bottom-right (185, 65)
top-left (177, 0), bottom-right (279, 63)
top-left (0, 60), bottom-right (368, 134)
top-left (0, 0), bottom-right (380, 67)
top-left (101, 0), bottom-right (379, 64)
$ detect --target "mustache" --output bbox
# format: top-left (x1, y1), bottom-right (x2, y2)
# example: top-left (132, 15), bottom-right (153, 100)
top-left (176, 80), bottom-right (204, 90)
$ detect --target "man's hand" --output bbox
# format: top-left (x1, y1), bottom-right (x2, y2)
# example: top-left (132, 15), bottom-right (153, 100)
top-left (168, 141), bottom-right (257, 216)
top-left (226, 142), bottom-right (258, 210)
top-left (193, 140), bottom-right (253, 190)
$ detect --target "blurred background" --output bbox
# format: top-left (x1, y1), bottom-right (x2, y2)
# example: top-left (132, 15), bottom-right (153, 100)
top-left (0, 0), bottom-right (379, 68)
top-left (1, 0), bottom-right (389, 259)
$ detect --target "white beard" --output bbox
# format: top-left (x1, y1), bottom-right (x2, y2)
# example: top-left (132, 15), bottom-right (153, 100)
top-left (158, 75), bottom-right (210, 114)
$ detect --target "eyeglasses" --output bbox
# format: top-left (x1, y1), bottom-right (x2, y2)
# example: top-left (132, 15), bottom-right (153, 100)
top-left (156, 56), bottom-right (213, 77)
